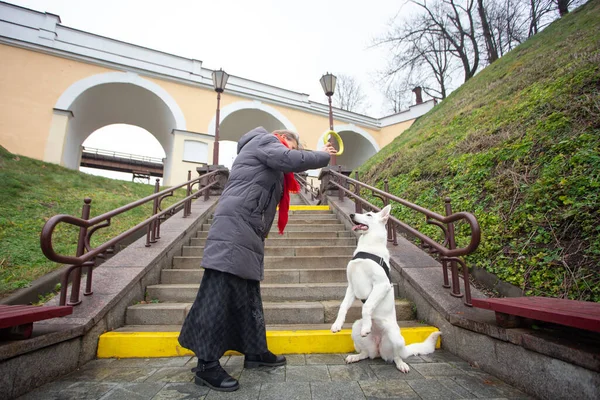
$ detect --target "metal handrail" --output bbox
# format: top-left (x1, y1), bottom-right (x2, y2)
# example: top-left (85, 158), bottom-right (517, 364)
top-left (294, 173), bottom-right (320, 201)
top-left (40, 169), bottom-right (227, 306)
top-left (81, 146), bottom-right (163, 165)
top-left (324, 168), bottom-right (481, 306)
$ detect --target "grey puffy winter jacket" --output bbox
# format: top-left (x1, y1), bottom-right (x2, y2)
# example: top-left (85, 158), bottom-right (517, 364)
top-left (200, 127), bottom-right (332, 281)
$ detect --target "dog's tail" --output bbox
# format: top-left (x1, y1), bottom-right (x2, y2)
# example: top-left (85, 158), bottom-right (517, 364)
top-left (399, 331), bottom-right (442, 358)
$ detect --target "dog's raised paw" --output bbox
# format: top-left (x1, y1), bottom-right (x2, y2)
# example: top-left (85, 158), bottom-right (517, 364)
top-left (360, 328), bottom-right (371, 337)
top-left (330, 322), bottom-right (342, 333)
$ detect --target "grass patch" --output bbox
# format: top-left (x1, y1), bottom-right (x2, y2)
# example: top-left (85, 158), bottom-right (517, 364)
top-left (360, 1), bottom-right (600, 301)
top-left (0, 146), bottom-right (187, 298)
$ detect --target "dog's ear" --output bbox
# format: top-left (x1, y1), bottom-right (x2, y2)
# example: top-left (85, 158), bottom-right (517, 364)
top-left (380, 204), bottom-right (392, 223)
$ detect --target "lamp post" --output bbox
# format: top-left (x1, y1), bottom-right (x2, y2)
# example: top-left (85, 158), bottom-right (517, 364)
top-left (211, 69), bottom-right (229, 166)
top-left (320, 72), bottom-right (337, 165)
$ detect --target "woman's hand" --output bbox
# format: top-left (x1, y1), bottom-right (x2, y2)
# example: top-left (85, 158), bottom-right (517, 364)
top-left (321, 143), bottom-right (338, 155)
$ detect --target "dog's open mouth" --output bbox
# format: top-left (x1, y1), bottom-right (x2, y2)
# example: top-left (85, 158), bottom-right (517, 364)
top-left (350, 216), bottom-right (369, 232)
top-left (352, 223), bottom-right (369, 231)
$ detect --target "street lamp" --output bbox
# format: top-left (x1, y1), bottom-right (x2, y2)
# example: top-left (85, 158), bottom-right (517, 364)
top-left (320, 72), bottom-right (337, 164)
top-left (211, 68), bottom-right (229, 165)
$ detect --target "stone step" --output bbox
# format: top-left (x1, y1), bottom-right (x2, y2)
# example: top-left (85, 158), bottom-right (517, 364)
top-left (191, 237), bottom-right (356, 247)
top-left (277, 214), bottom-right (339, 220)
top-left (146, 282), bottom-right (399, 302)
top-left (102, 321), bottom-right (440, 358)
top-left (207, 218), bottom-right (341, 225)
top-left (181, 245), bottom-right (356, 257)
top-left (126, 299), bottom-right (413, 326)
top-left (200, 223), bottom-right (346, 232)
top-left (172, 255), bottom-right (352, 269)
top-left (161, 268), bottom-right (347, 284)
top-left (195, 230), bottom-right (353, 240)
top-left (286, 210), bottom-right (332, 214)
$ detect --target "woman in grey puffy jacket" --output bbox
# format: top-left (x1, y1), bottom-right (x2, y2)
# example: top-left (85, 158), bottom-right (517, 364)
top-left (179, 126), bottom-right (336, 391)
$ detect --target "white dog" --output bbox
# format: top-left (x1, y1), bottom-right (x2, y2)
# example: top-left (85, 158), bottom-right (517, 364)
top-left (330, 205), bottom-right (441, 373)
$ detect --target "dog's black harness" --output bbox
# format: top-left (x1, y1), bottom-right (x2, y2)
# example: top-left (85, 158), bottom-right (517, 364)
top-left (352, 252), bottom-right (391, 304)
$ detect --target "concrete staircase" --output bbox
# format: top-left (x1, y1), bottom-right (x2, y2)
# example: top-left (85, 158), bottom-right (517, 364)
top-left (99, 195), bottom-right (437, 357)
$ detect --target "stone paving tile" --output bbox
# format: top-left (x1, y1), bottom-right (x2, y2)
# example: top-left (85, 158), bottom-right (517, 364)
top-left (238, 366), bottom-right (285, 384)
top-left (305, 353), bottom-right (346, 365)
top-left (99, 382), bottom-right (165, 400)
top-left (60, 366), bottom-right (116, 382)
top-left (359, 380), bottom-right (420, 399)
top-left (104, 368), bottom-right (159, 383)
top-left (283, 354), bottom-right (306, 365)
top-left (368, 363), bottom-right (426, 380)
top-left (407, 377), bottom-right (471, 399)
top-left (204, 382), bottom-right (261, 400)
top-left (109, 357), bottom-right (193, 368)
top-left (449, 374), bottom-right (532, 399)
top-left (52, 381), bottom-right (118, 400)
top-left (223, 356), bottom-right (244, 379)
top-left (148, 367), bottom-right (195, 383)
top-left (433, 377), bottom-right (479, 398)
top-left (285, 365), bottom-right (331, 382)
top-left (410, 362), bottom-right (466, 377)
top-left (328, 363), bottom-right (378, 381)
top-left (311, 381), bottom-right (366, 400)
top-left (151, 382), bottom-right (209, 400)
top-left (258, 382), bottom-right (311, 400)
top-left (420, 350), bottom-right (464, 363)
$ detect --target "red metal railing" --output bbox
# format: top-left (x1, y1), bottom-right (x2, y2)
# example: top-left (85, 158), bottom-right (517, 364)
top-left (40, 169), bottom-right (227, 306)
top-left (322, 168), bottom-right (481, 306)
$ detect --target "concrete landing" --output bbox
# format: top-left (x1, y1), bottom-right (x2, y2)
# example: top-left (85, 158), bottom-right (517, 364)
top-left (17, 350), bottom-right (535, 400)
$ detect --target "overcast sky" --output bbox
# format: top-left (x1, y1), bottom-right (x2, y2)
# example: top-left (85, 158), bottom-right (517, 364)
top-left (10, 0), bottom-right (415, 178)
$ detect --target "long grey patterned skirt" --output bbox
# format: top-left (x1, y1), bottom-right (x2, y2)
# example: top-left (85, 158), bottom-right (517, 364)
top-left (178, 268), bottom-right (268, 361)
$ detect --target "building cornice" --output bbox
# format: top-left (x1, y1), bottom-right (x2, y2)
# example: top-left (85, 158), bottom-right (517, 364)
top-left (0, 1), bottom-right (432, 129)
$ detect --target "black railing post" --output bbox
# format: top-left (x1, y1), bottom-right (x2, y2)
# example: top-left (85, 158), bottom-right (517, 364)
top-left (445, 197), bottom-right (463, 298)
top-left (68, 197), bottom-right (91, 306)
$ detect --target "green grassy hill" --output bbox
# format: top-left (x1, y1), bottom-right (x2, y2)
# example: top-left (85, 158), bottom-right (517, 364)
top-left (0, 146), bottom-right (185, 298)
top-left (360, 1), bottom-right (600, 301)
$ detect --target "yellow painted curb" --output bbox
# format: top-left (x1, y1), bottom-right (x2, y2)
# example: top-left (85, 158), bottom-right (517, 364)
top-left (279, 205), bottom-right (330, 211)
top-left (97, 327), bottom-right (440, 358)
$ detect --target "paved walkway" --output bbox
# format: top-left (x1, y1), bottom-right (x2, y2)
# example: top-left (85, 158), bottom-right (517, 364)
top-left (18, 351), bottom-right (535, 399)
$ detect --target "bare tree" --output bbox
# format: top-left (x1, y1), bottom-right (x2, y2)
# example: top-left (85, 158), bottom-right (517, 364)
top-left (332, 74), bottom-right (368, 113)
top-left (412, 0), bottom-right (481, 82)
top-left (478, 0), bottom-right (499, 63)
top-left (377, 9), bottom-right (456, 101)
top-left (382, 80), bottom-right (413, 114)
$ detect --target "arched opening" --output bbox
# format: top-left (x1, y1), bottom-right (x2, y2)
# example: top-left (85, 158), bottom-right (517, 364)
top-left (316, 126), bottom-right (380, 172)
top-left (54, 72), bottom-right (185, 184)
top-left (215, 107), bottom-right (288, 169)
top-left (334, 130), bottom-right (378, 171)
top-left (80, 124), bottom-right (166, 184)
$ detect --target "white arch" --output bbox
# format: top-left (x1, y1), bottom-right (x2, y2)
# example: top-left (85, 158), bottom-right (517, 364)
top-left (315, 124), bottom-right (380, 152)
top-left (207, 100), bottom-right (297, 136)
top-left (55, 71), bottom-right (186, 130)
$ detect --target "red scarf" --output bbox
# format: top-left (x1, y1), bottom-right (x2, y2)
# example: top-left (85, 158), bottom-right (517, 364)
top-left (274, 134), bottom-right (300, 234)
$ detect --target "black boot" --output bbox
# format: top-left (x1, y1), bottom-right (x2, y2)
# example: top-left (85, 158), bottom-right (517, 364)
top-left (244, 351), bottom-right (287, 368)
top-left (192, 360), bottom-right (239, 392)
